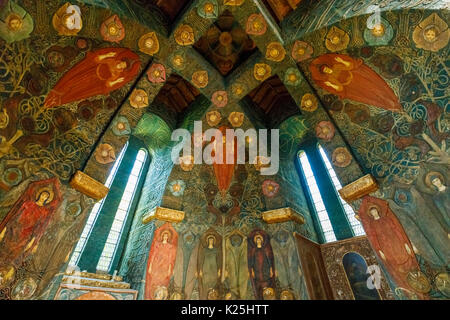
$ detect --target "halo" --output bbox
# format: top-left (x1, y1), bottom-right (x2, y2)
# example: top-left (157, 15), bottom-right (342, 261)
top-left (254, 234), bottom-right (264, 244)
top-left (35, 186), bottom-right (54, 204)
top-left (206, 234), bottom-right (216, 244)
top-left (160, 230), bottom-right (172, 241)
top-left (366, 204), bottom-right (381, 218)
top-left (425, 171), bottom-right (445, 189)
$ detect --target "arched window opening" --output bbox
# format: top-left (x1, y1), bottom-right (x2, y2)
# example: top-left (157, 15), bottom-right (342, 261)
top-left (298, 150), bottom-right (337, 242)
top-left (318, 145), bottom-right (365, 236)
top-left (96, 149), bottom-right (147, 272)
top-left (68, 142), bottom-right (129, 267)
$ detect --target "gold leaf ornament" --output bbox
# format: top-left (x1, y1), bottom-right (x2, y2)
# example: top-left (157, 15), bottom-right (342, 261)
top-left (174, 24), bottom-right (195, 46)
top-left (138, 32), bottom-right (160, 55)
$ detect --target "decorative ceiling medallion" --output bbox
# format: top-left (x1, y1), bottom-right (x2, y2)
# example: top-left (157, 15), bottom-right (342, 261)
top-left (100, 15), bottom-right (125, 43)
top-left (206, 111), bottom-right (221, 127)
top-left (112, 116), bottom-right (131, 136)
top-left (246, 14), bottom-right (267, 36)
top-left (364, 16), bottom-right (394, 46)
top-left (265, 42), bottom-right (285, 62)
top-left (291, 40), bottom-right (313, 62)
top-left (129, 89), bottom-right (149, 108)
top-left (315, 121), bottom-right (335, 141)
top-left (253, 63), bottom-right (271, 81)
top-left (284, 67), bottom-right (302, 86)
top-left (169, 50), bottom-right (186, 70)
top-left (95, 144), bottom-right (116, 164)
top-left (412, 13), bottom-right (449, 52)
top-left (174, 24), bottom-right (195, 46)
top-left (228, 112), bottom-right (244, 127)
top-left (262, 180), bottom-right (280, 198)
top-left (224, 0), bottom-right (244, 6)
top-left (180, 155), bottom-right (194, 171)
top-left (169, 180), bottom-right (186, 197)
top-left (138, 32), bottom-right (160, 56)
top-left (192, 70), bottom-right (209, 88)
top-left (197, 0), bottom-right (218, 19)
top-left (332, 147), bottom-right (352, 168)
top-left (147, 63), bottom-right (166, 83)
top-left (52, 3), bottom-right (82, 36)
top-left (0, 1), bottom-right (34, 43)
top-left (231, 83), bottom-right (246, 98)
top-left (300, 93), bottom-right (318, 112)
top-left (325, 26), bottom-right (349, 52)
top-left (212, 91), bottom-right (228, 108)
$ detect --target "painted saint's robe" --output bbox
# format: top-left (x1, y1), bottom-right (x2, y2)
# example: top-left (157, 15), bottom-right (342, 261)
top-left (271, 231), bottom-right (303, 299)
top-left (359, 196), bottom-right (427, 299)
top-left (310, 54), bottom-right (401, 112)
top-left (197, 232), bottom-right (222, 300)
top-left (225, 233), bottom-right (249, 299)
top-left (44, 48), bottom-right (140, 108)
top-left (144, 223), bottom-right (178, 300)
top-left (0, 178), bottom-right (61, 268)
top-left (247, 230), bottom-right (275, 300)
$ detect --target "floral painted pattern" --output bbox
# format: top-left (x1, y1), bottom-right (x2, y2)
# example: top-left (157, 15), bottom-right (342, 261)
top-left (95, 144), bottom-right (116, 164)
top-left (169, 180), bottom-right (186, 197)
top-left (315, 121), bottom-right (335, 141)
top-left (147, 63), bottom-right (166, 83)
top-left (262, 180), bottom-right (280, 198)
top-left (100, 15), bottom-right (125, 43)
top-left (291, 41), bottom-right (313, 62)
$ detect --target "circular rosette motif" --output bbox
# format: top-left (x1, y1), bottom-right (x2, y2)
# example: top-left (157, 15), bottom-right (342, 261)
top-left (0, 1), bottom-right (34, 44)
top-left (100, 15), bottom-right (125, 43)
top-left (412, 13), bottom-right (449, 52)
top-left (284, 68), bottom-right (302, 86)
top-left (174, 24), bottom-right (195, 46)
top-left (254, 63), bottom-right (271, 81)
top-left (262, 180), bottom-right (280, 198)
top-left (212, 91), bottom-right (228, 108)
top-left (364, 16), bottom-right (394, 46)
top-left (169, 180), bottom-right (186, 197)
top-left (192, 70), bottom-right (209, 88)
top-left (129, 89), bottom-right (149, 108)
top-left (246, 14), bottom-right (267, 36)
top-left (332, 147), bottom-right (352, 168)
top-left (147, 63), bottom-right (166, 83)
top-left (315, 121), bottom-right (335, 141)
top-left (112, 116), bottom-right (131, 136)
top-left (300, 93), bottom-right (318, 112)
top-left (138, 32), bottom-right (159, 56)
top-left (2, 168), bottom-right (22, 187)
top-left (169, 51), bottom-right (186, 70)
top-left (197, 0), bottom-right (218, 19)
top-left (231, 83), bottom-right (246, 98)
top-left (228, 112), bottom-right (244, 127)
top-left (95, 144), bottom-right (116, 164)
top-left (325, 26), bottom-right (350, 52)
top-left (291, 41), bottom-right (313, 62)
top-left (206, 111), bottom-right (221, 127)
top-left (180, 155), bottom-right (194, 172)
top-left (265, 42), bottom-right (285, 62)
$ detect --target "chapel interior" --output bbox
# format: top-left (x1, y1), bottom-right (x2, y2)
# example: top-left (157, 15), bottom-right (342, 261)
top-left (0, 0), bottom-right (449, 300)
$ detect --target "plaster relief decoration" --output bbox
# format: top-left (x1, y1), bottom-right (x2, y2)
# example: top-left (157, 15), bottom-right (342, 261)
top-left (338, 174), bottom-right (379, 202)
top-left (69, 171), bottom-right (109, 200)
top-left (52, 3), bottom-right (82, 36)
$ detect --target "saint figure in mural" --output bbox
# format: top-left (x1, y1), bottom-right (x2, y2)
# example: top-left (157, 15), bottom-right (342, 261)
top-left (309, 54), bottom-right (402, 112)
top-left (144, 223), bottom-right (178, 300)
top-left (247, 229), bottom-right (275, 300)
top-left (270, 229), bottom-right (304, 299)
top-left (44, 48), bottom-right (141, 108)
top-left (224, 230), bottom-right (249, 299)
top-left (358, 196), bottom-right (428, 299)
top-left (0, 178), bottom-right (61, 269)
top-left (425, 171), bottom-right (450, 229)
top-left (342, 252), bottom-right (380, 300)
top-left (198, 230), bottom-right (222, 300)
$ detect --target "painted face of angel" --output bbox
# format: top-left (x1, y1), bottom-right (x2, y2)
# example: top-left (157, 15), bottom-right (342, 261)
top-left (116, 61), bottom-right (127, 70)
top-left (369, 207), bottom-right (380, 220)
top-left (255, 235), bottom-right (264, 248)
top-left (64, 9), bottom-right (81, 30)
top-left (431, 176), bottom-right (444, 189)
top-left (207, 236), bottom-right (215, 248)
top-left (161, 231), bottom-right (170, 243)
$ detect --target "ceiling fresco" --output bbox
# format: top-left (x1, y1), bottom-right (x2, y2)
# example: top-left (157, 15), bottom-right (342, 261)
top-left (0, 0), bottom-right (448, 301)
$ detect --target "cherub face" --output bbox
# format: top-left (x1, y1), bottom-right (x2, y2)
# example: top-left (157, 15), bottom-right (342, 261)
top-left (36, 191), bottom-right (50, 206)
top-left (7, 15), bottom-right (23, 31)
top-left (424, 28), bottom-right (437, 42)
top-left (369, 207), bottom-right (380, 220)
top-left (431, 177), bottom-right (443, 188)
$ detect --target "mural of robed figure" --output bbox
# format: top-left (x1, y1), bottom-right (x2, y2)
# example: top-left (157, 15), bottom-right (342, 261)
top-left (197, 229), bottom-right (222, 300)
top-left (224, 230), bottom-right (249, 299)
top-left (0, 177), bottom-right (61, 269)
top-left (144, 223), bottom-right (178, 300)
top-left (44, 47), bottom-right (141, 108)
top-left (358, 196), bottom-right (428, 299)
top-left (310, 54), bottom-right (402, 112)
top-left (247, 229), bottom-right (275, 300)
